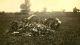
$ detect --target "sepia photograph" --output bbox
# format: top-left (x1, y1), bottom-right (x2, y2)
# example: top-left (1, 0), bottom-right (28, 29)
top-left (0, 0), bottom-right (80, 45)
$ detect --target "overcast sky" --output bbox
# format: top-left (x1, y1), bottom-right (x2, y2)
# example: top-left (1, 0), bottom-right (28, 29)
top-left (0, 0), bottom-right (80, 12)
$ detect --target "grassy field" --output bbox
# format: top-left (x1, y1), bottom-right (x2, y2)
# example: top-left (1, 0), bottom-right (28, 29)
top-left (0, 12), bottom-right (80, 45)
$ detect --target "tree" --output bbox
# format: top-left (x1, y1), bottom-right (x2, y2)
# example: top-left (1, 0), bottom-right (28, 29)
top-left (20, 0), bottom-right (30, 15)
top-left (73, 7), bottom-right (80, 13)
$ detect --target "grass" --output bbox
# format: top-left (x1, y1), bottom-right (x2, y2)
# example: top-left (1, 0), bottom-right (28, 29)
top-left (0, 12), bottom-right (80, 45)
